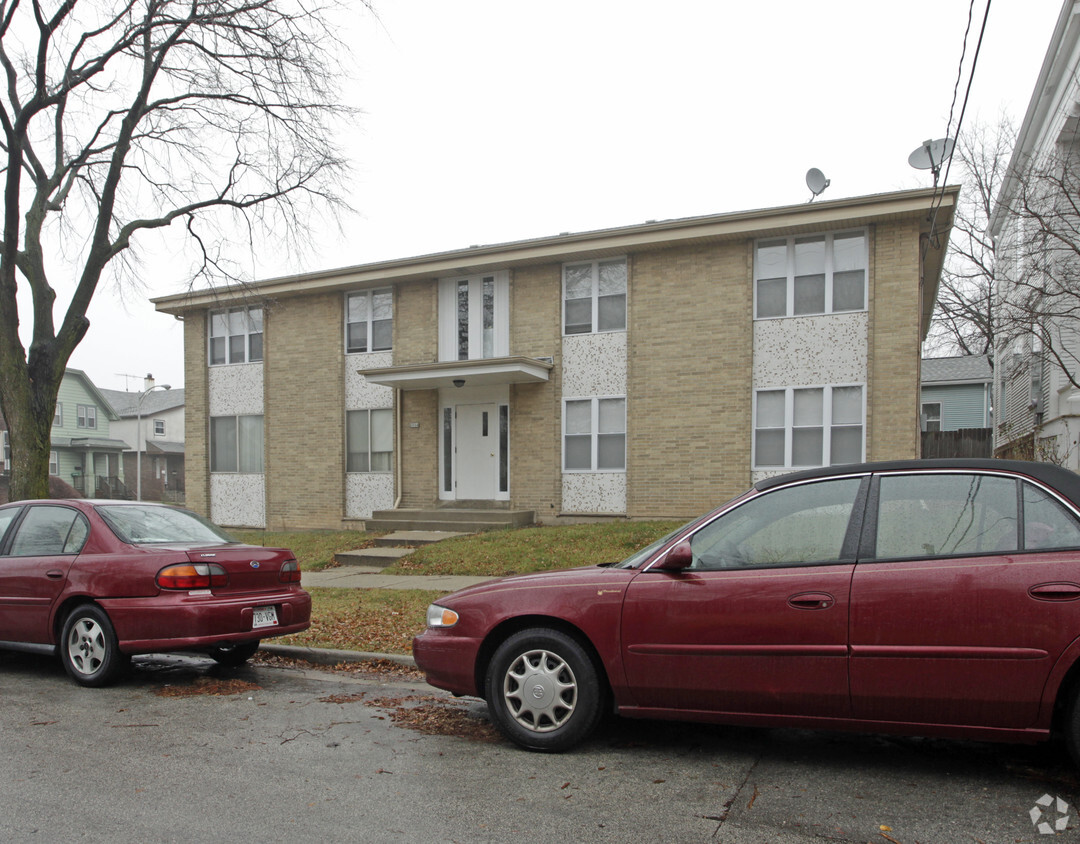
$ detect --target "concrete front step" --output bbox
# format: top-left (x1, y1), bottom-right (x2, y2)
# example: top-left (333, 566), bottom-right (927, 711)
top-left (373, 530), bottom-right (470, 548)
top-left (334, 546), bottom-right (415, 568)
top-left (367, 508), bottom-right (534, 533)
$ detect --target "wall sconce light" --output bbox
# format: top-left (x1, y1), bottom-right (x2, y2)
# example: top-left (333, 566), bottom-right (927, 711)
top-left (453, 379), bottom-right (465, 388)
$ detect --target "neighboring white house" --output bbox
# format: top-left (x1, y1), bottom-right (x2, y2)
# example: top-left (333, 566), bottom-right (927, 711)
top-left (100, 381), bottom-right (186, 502)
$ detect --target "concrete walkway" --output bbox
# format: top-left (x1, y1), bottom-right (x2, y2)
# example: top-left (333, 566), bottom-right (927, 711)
top-left (302, 565), bottom-right (496, 592)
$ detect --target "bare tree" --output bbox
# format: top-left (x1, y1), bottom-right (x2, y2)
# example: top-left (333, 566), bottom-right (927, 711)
top-left (926, 115), bottom-right (1015, 364)
top-left (0, 0), bottom-right (362, 500)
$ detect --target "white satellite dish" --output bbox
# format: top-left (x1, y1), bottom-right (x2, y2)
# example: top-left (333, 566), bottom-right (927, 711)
top-left (908, 138), bottom-right (955, 185)
top-left (806, 168), bottom-right (830, 202)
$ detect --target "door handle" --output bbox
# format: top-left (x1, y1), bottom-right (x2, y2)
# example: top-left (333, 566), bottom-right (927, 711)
top-left (788, 591), bottom-right (835, 610)
top-left (1029, 582), bottom-right (1080, 601)
top-left (45, 570), bottom-right (64, 579)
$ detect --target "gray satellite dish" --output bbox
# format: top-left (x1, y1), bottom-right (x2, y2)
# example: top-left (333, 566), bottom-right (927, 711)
top-left (908, 138), bottom-right (955, 185)
top-left (806, 168), bottom-right (830, 202)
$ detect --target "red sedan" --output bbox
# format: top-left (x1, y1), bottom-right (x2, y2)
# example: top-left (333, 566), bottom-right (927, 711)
top-left (0, 499), bottom-right (311, 686)
top-left (414, 459), bottom-right (1080, 757)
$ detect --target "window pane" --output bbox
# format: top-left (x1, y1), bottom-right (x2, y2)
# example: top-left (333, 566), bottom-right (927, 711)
top-left (370, 409), bottom-right (394, 452)
top-left (756, 278), bottom-right (786, 318)
top-left (793, 274), bottom-right (826, 315)
top-left (876, 474), bottom-right (1017, 559)
top-left (793, 388), bottom-right (823, 426)
top-left (833, 232), bottom-right (865, 272)
top-left (564, 298), bottom-right (592, 334)
top-left (229, 335), bottom-right (245, 363)
top-left (597, 433), bottom-right (625, 470)
top-left (564, 265), bottom-right (592, 300)
top-left (372, 291), bottom-right (392, 321)
top-left (347, 293), bottom-right (367, 323)
top-left (210, 312), bottom-right (228, 337)
top-left (565, 435), bottom-right (592, 470)
top-left (347, 410), bottom-right (369, 473)
top-left (210, 337), bottom-right (226, 365)
top-left (795, 237), bottom-right (826, 273)
top-left (210, 417), bottom-right (237, 472)
top-left (457, 281), bottom-right (469, 360)
top-left (347, 321), bottom-right (368, 353)
top-left (372, 319), bottom-right (392, 351)
top-left (249, 333), bottom-right (263, 362)
top-left (1023, 483), bottom-right (1080, 550)
top-left (443, 408), bottom-right (453, 492)
top-left (832, 386), bottom-right (862, 425)
top-left (228, 309), bottom-right (245, 334)
top-left (247, 309), bottom-right (263, 333)
top-left (756, 390), bottom-right (785, 427)
top-left (755, 429), bottom-right (785, 466)
top-left (565, 400), bottom-right (591, 435)
top-left (237, 416), bottom-right (264, 473)
top-left (756, 240), bottom-right (786, 278)
top-left (598, 260), bottom-right (626, 295)
top-left (598, 398), bottom-right (625, 434)
top-left (830, 426), bottom-right (862, 465)
top-left (597, 294), bottom-right (626, 331)
top-left (792, 428), bottom-right (823, 466)
top-left (499, 405), bottom-right (509, 493)
top-left (833, 269), bottom-right (865, 311)
top-left (10, 506), bottom-right (81, 556)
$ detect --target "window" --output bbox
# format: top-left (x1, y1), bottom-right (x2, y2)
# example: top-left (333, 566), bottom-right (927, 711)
top-left (1023, 483), bottom-right (1080, 550)
top-left (754, 385), bottom-right (863, 469)
top-left (922, 402), bottom-right (942, 432)
top-left (49, 452), bottom-right (58, 475)
top-left (153, 419), bottom-right (166, 437)
top-left (563, 397), bottom-right (626, 471)
top-left (8, 505), bottom-right (89, 556)
top-left (346, 409), bottom-right (393, 472)
top-left (346, 288), bottom-right (393, 353)
top-left (76, 404), bottom-right (97, 429)
top-left (755, 231), bottom-right (866, 319)
top-left (688, 478), bottom-right (861, 569)
top-left (438, 273), bottom-right (509, 361)
top-left (2, 430), bottom-right (9, 472)
top-left (209, 307), bottom-right (263, 365)
top-left (54, 404), bottom-right (62, 426)
top-left (564, 259), bottom-right (627, 335)
top-left (210, 415), bottom-right (264, 473)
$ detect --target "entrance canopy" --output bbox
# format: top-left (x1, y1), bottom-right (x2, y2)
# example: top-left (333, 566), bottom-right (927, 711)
top-left (357, 356), bottom-right (553, 391)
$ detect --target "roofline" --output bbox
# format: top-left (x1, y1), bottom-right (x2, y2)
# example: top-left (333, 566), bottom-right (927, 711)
top-left (64, 369), bottom-right (121, 421)
top-left (153, 186), bottom-right (958, 314)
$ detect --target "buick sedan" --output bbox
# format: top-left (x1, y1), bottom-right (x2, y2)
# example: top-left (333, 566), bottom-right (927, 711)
top-left (414, 459), bottom-right (1080, 757)
top-left (0, 499), bottom-right (311, 686)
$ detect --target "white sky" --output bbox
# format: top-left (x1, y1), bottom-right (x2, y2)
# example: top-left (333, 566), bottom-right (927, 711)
top-left (64, 0), bottom-right (1065, 392)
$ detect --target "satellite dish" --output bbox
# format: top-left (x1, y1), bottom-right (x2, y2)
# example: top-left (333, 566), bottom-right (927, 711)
top-left (908, 138), bottom-right (955, 185)
top-left (806, 168), bottom-right (830, 202)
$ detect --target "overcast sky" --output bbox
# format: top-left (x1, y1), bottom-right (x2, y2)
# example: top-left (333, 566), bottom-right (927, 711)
top-left (65, 0), bottom-right (1064, 392)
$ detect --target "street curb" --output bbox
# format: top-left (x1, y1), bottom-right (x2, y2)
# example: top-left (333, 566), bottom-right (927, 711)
top-left (260, 642), bottom-right (416, 668)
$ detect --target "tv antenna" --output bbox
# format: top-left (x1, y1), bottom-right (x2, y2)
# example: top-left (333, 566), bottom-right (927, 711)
top-left (806, 168), bottom-right (830, 202)
top-left (908, 138), bottom-right (955, 186)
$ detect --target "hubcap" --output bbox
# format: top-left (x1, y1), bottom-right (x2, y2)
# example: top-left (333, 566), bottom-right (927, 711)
top-left (502, 648), bottom-right (577, 733)
top-left (67, 618), bottom-right (106, 675)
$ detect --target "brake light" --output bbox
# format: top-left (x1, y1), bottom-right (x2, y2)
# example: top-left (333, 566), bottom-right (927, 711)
top-left (279, 560), bottom-right (301, 583)
top-left (157, 563), bottom-right (228, 590)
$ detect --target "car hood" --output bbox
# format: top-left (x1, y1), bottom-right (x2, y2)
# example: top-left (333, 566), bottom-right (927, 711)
top-left (437, 563), bottom-right (628, 603)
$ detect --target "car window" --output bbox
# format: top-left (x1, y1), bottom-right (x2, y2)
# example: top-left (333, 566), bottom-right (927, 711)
top-left (688, 478), bottom-right (862, 569)
top-left (96, 504), bottom-right (235, 545)
top-left (874, 473), bottom-right (1017, 560)
top-left (8, 506), bottom-right (89, 556)
top-left (1023, 482), bottom-right (1080, 550)
top-left (0, 507), bottom-right (20, 549)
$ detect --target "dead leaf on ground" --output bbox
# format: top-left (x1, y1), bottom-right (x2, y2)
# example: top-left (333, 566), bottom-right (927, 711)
top-left (154, 677), bottom-right (261, 697)
top-left (363, 693), bottom-right (500, 742)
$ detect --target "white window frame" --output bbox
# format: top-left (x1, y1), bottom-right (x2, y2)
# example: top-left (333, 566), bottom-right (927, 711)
top-left (49, 451), bottom-right (58, 475)
top-left (208, 306), bottom-right (264, 366)
top-left (345, 288), bottom-right (393, 354)
top-left (754, 230), bottom-right (868, 320)
top-left (752, 384), bottom-right (865, 470)
top-left (209, 415), bottom-right (264, 473)
top-left (346, 408), bottom-right (394, 473)
top-left (562, 396), bottom-right (627, 473)
top-left (438, 272), bottom-right (509, 362)
top-left (562, 258), bottom-right (627, 336)
top-left (153, 419), bottom-right (166, 437)
top-left (922, 402), bottom-right (943, 432)
top-left (2, 430), bottom-right (9, 472)
top-left (54, 403), bottom-right (62, 426)
top-left (76, 404), bottom-right (97, 429)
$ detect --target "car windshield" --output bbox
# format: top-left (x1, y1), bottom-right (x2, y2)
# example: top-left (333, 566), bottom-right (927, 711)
top-left (96, 504), bottom-right (237, 545)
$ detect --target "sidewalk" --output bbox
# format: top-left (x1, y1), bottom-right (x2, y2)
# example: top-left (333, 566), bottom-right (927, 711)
top-left (301, 565), bottom-right (496, 592)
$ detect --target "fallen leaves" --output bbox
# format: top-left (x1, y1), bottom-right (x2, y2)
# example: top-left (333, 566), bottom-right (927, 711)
top-left (153, 677), bottom-right (261, 697)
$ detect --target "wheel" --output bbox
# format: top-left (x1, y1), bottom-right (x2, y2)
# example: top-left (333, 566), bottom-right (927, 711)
top-left (60, 604), bottom-right (128, 687)
top-left (484, 628), bottom-right (604, 752)
top-left (207, 640), bottom-right (260, 667)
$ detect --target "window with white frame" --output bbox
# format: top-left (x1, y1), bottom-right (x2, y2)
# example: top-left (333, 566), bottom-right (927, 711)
top-left (209, 307), bottom-right (263, 365)
top-left (755, 231), bottom-right (866, 319)
top-left (210, 415), bottom-right (264, 473)
top-left (2, 430), bottom-right (9, 472)
top-left (346, 289), bottom-right (393, 353)
top-left (563, 397), bottom-right (626, 471)
top-left (54, 404), bottom-right (62, 426)
top-left (76, 404), bottom-right (97, 429)
top-left (153, 419), bottom-right (166, 437)
top-left (49, 451), bottom-right (58, 475)
top-left (754, 385), bottom-right (864, 469)
top-left (922, 402), bottom-right (942, 432)
top-left (346, 409), bottom-right (393, 472)
top-left (438, 273), bottom-right (509, 361)
top-left (564, 259), bottom-right (627, 335)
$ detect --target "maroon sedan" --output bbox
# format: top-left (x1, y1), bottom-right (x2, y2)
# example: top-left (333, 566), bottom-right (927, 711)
top-left (414, 459), bottom-right (1080, 756)
top-left (0, 499), bottom-right (311, 686)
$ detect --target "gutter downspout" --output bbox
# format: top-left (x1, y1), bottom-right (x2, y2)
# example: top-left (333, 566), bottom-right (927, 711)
top-left (393, 388), bottom-right (402, 509)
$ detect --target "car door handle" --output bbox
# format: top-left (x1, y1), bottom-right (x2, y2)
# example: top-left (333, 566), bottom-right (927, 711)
top-left (45, 570), bottom-right (65, 579)
top-left (788, 592), bottom-right (835, 610)
top-left (1029, 582), bottom-right (1080, 601)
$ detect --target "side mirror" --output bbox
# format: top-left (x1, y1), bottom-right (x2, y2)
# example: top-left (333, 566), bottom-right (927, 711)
top-left (654, 540), bottom-right (693, 571)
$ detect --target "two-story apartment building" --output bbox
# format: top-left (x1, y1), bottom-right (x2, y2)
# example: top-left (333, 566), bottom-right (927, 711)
top-left (153, 187), bottom-right (956, 529)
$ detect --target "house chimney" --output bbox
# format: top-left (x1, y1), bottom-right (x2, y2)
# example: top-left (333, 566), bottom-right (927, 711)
top-left (143, 374), bottom-right (155, 391)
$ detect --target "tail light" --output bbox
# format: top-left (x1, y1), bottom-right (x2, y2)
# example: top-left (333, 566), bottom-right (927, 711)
top-left (279, 559), bottom-right (301, 583)
top-left (157, 563), bottom-right (228, 590)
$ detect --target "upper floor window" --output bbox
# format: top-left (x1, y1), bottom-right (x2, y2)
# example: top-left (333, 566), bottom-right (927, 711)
top-left (1, 430), bottom-right (9, 472)
top-left (754, 385), bottom-right (864, 470)
top-left (54, 404), bottom-right (62, 426)
top-left (153, 419), bottom-right (166, 437)
top-left (564, 259), bottom-right (626, 335)
top-left (209, 307), bottom-right (263, 365)
top-left (210, 415), bottom-right (264, 473)
top-left (755, 231), bottom-right (866, 319)
top-left (921, 402), bottom-right (942, 432)
top-left (346, 289), bottom-right (393, 353)
top-left (438, 272), bottom-right (509, 361)
top-left (76, 404), bottom-right (97, 429)
top-left (49, 451), bottom-right (58, 475)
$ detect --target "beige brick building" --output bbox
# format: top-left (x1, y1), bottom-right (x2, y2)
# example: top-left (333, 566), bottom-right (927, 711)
top-left (153, 187), bottom-right (956, 529)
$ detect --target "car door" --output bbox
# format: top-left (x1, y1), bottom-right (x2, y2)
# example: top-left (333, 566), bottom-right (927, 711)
top-left (0, 504), bottom-right (88, 644)
top-left (621, 475), bottom-right (866, 717)
top-left (849, 470), bottom-right (1080, 729)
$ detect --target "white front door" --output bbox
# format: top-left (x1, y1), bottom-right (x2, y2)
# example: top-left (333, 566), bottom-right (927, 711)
top-left (456, 404), bottom-right (498, 500)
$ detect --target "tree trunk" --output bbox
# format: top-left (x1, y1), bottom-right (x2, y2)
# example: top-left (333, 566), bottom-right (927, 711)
top-left (0, 362), bottom-right (61, 501)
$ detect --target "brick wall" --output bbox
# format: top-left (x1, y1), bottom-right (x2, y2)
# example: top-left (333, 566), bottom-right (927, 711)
top-left (263, 293), bottom-right (346, 530)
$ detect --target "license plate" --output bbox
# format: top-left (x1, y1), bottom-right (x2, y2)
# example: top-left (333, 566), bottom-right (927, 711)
top-left (252, 606), bottom-right (278, 629)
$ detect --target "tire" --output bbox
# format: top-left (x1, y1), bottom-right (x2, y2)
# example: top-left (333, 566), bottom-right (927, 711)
top-left (484, 628), bottom-right (604, 752)
top-left (207, 640), bottom-right (260, 667)
top-left (60, 604), bottom-right (128, 687)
